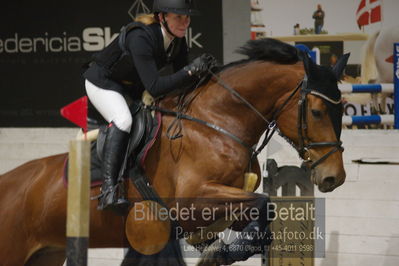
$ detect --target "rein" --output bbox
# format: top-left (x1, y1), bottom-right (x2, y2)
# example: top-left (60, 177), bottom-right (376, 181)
top-left (207, 69), bottom-right (303, 163)
top-left (152, 66), bottom-right (344, 171)
top-left (150, 106), bottom-right (255, 151)
top-left (150, 70), bottom-right (301, 157)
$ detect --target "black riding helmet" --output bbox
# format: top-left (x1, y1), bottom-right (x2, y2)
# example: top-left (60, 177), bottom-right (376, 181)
top-left (153, 0), bottom-right (200, 16)
top-left (153, 0), bottom-right (199, 38)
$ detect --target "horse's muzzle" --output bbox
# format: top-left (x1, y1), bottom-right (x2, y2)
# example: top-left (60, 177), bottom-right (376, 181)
top-left (317, 176), bottom-right (337, 192)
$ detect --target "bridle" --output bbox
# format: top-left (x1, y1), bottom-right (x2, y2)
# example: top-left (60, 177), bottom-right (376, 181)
top-left (296, 76), bottom-right (344, 169)
top-left (208, 71), bottom-right (344, 170)
top-left (152, 68), bottom-right (344, 171)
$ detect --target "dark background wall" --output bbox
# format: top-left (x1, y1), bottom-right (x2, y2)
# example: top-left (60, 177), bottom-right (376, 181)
top-left (0, 0), bottom-right (226, 127)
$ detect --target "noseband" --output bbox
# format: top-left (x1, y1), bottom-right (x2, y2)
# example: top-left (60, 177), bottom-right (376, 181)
top-left (297, 76), bottom-right (344, 169)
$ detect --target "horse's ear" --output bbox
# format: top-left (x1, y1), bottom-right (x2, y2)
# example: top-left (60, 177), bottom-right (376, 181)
top-left (333, 53), bottom-right (350, 80)
top-left (301, 51), bottom-right (317, 77)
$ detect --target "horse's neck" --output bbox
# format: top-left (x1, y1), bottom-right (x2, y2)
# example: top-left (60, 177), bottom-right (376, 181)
top-left (189, 61), bottom-right (302, 146)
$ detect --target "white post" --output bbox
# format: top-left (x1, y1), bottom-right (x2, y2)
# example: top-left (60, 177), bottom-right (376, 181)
top-left (66, 139), bottom-right (91, 266)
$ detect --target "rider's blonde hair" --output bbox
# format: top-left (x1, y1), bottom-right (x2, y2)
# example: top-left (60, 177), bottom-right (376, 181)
top-left (135, 14), bottom-right (157, 25)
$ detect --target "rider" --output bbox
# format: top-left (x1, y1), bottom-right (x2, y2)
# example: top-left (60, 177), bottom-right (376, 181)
top-left (83, 0), bottom-right (215, 211)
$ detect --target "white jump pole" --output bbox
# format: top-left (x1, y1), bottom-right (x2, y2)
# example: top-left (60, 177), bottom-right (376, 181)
top-left (338, 43), bottom-right (399, 128)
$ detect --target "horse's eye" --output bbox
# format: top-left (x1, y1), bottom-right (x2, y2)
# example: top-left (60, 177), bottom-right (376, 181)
top-left (311, 109), bottom-right (322, 118)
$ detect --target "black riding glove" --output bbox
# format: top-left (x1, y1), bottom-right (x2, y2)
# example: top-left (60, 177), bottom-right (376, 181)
top-left (184, 53), bottom-right (217, 78)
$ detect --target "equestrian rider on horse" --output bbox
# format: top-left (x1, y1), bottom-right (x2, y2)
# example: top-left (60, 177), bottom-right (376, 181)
top-left (83, 0), bottom-right (215, 211)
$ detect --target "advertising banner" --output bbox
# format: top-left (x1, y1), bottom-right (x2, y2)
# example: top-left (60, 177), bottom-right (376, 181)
top-left (0, 0), bottom-right (223, 126)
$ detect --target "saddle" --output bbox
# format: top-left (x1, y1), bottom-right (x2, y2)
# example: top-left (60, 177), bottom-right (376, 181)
top-left (63, 100), bottom-right (161, 188)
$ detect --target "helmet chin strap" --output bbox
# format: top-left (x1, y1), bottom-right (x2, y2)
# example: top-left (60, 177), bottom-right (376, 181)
top-left (161, 13), bottom-right (177, 38)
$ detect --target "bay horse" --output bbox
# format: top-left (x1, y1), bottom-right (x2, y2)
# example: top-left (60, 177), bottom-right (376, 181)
top-left (0, 38), bottom-right (348, 266)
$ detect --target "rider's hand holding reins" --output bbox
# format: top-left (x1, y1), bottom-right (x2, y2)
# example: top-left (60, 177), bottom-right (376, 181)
top-left (184, 53), bottom-right (217, 78)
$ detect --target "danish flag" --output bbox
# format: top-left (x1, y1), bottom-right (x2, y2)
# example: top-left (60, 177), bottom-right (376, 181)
top-left (356, 0), bottom-right (382, 28)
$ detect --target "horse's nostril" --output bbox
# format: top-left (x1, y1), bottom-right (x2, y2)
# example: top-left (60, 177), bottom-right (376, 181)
top-left (322, 176), bottom-right (336, 187)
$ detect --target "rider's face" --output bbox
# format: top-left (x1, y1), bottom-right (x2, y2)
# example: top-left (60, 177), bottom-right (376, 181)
top-left (163, 13), bottom-right (190, 38)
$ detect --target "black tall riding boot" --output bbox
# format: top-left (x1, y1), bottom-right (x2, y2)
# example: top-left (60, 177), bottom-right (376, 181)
top-left (98, 123), bottom-right (130, 211)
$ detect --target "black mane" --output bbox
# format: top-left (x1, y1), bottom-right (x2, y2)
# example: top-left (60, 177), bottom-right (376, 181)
top-left (214, 38), bottom-right (300, 73)
top-left (215, 38), bottom-right (341, 104)
top-left (236, 38), bottom-right (299, 64)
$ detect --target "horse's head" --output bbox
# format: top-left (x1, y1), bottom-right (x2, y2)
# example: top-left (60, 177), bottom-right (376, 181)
top-left (197, 38), bottom-right (349, 192)
top-left (276, 52), bottom-right (349, 192)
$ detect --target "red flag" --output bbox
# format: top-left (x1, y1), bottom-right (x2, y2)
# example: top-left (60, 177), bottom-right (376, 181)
top-left (356, 0), bottom-right (381, 27)
top-left (357, 0), bottom-right (366, 13)
top-left (385, 54), bottom-right (394, 64)
top-left (370, 5), bottom-right (381, 23)
top-left (357, 12), bottom-right (369, 27)
top-left (60, 96), bottom-right (88, 132)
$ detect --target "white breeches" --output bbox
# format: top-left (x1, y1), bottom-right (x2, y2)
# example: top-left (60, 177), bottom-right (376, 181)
top-left (85, 80), bottom-right (132, 132)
